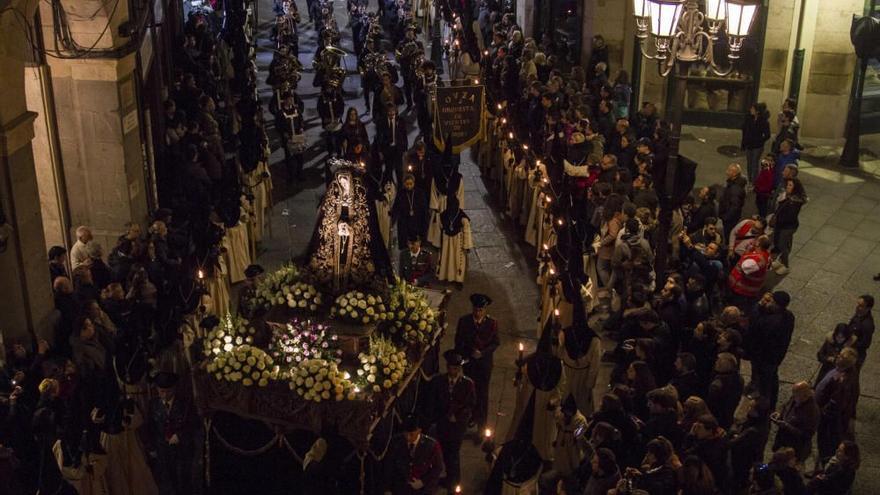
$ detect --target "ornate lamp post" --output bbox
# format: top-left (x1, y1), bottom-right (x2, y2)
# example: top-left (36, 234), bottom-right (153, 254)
top-left (631, 0), bottom-right (758, 279)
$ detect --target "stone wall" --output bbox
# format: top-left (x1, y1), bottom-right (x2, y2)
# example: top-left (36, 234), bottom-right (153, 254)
top-left (757, 0), bottom-right (797, 132)
top-left (799, 0), bottom-right (862, 139)
top-left (0, 0), bottom-right (54, 345)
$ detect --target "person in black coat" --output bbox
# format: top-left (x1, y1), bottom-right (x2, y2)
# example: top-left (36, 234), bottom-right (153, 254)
top-left (454, 294), bottom-right (500, 431)
top-left (729, 397), bottom-right (772, 491)
top-left (274, 92), bottom-right (306, 182)
top-left (707, 352), bottom-right (744, 430)
top-left (741, 102), bottom-right (771, 182)
top-left (769, 447), bottom-right (806, 495)
top-left (848, 294), bottom-right (875, 367)
top-left (681, 414), bottom-right (730, 488)
top-left (771, 178), bottom-right (807, 274)
top-left (430, 351), bottom-right (476, 491)
top-left (147, 373), bottom-right (195, 495)
top-left (670, 352), bottom-right (704, 401)
top-left (644, 389), bottom-right (684, 450)
top-left (392, 175), bottom-right (429, 250)
top-left (48, 246), bottom-right (68, 283)
top-left (688, 186), bottom-right (718, 234)
top-left (375, 104), bottom-right (409, 184)
top-left (746, 291), bottom-right (794, 408)
top-left (621, 438), bottom-right (677, 495)
top-left (718, 164), bottom-right (747, 238)
top-left (806, 440), bottom-right (859, 495)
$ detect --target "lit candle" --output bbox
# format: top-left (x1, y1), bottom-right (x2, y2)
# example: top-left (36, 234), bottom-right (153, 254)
top-left (554, 308), bottom-right (560, 318)
top-left (484, 427), bottom-right (492, 439)
top-left (501, 118), bottom-right (507, 124)
top-left (557, 218), bottom-right (564, 226)
top-left (518, 342), bottom-right (524, 361)
top-left (407, 165), bottom-right (413, 171)
top-left (508, 132), bottom-right (514, 140)
top-left (473, 78), bottom-right (480, 85)
top-left (455, 486), bottom-right (462, 494)
top-left (523, 144), bottom-right (529, 150)
top-left (483, 50), bottom-right (489, 56)
top-left (497, 103), bottom-right (502, 110)
top-left (542, 243), bottom-right (549, 251)
top-left (197, 269), bottom-right (204, 280)
top-left (549, 268), bottom-right (555, 275)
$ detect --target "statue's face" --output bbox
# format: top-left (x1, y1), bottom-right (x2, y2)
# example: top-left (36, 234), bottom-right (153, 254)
top-left (338, 175), bottom-right (351, 195)
top-left (338, 222), bottom-right (351, 237)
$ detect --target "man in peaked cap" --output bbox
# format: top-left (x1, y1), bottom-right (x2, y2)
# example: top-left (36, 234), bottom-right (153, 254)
top-left (386, 414), bottom-right (444, 494)
top-left (148, 372), bottom-right (195, 494)
top-left (237, 264), bottom-right (264, 319)
top-left (432, 350), bottom-right (476, 490)
top-left (454, 293), bottom-right (500, 433)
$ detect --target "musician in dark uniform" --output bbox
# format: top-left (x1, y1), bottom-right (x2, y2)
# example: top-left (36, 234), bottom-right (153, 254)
top-left (399, 234), bottom-right (433, 286)
top-left (397, 26), bottom-right (424, 109)
top-left (454, 293), bottom-right (500, 431)
top-left (385, 415), bottom-right (444, 495)
top-left (432, 350), bottom-right (476, 491)
top-left (318, 83), bottom-right (345, 180)
top-left (147, 372), bottom-right (195, 495)
top-left (237, 264), bottom-right (264, 318)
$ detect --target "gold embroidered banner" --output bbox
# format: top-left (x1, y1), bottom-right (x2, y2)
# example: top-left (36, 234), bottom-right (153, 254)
top-left (432, 84), bottom-right (486, 153)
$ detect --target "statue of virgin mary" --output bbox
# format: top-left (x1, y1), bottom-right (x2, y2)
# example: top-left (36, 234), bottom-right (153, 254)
top-left (307, 158), bottom-right (394, 292)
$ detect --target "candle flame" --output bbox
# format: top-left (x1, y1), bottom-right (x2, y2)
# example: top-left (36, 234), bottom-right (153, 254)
top-left (542, 243), bottom-right (549, 251)
top-left (557, 218), bottom-right (564, 225)
top-left (197, 269), bottom-right (204, 279)
top-left (484, 428), bottom-right (492, 438)
top-left (518, 342), bottom-right (524, 351)
top-left (549, 268), bottom-right (555, 275)
top-left (473, 78), bottom-right (480, 85)
top-left (455, 486), bottom-right (462, 494)
top-left (554, 308), bottom-right (560, 317)
top-left (523, 144), bottom-right (529, 150)
top-left (508, 132), bottom-right (514, 139)
top-left (501, 118), bottom-right (507, 124)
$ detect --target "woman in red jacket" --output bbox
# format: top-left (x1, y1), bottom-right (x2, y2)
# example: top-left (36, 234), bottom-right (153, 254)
top-left (753, 154), bottom-right (776, 218)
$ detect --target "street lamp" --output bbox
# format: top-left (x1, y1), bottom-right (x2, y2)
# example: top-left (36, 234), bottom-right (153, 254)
top-left (631, 0), bottom-right (758, 279)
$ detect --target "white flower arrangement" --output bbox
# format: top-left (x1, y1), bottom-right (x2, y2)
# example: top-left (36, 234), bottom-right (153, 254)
top-left (204, 313), bottom-right (257, 356)
top-left (206, 344), bottom-right (279, 387)
top-left (288, 358), bottom-right (356, 402)
top-left (270, 319), bottom-right (341, 366)
top-left (253, 264), bottom-right (300, 309)
top-left (329, 290), bottom-right (390, 325)
top-left (284, 281), bottom-right (323, 312)
top-left (357, 336), bottom-right (408, 394)
top-left (387, 280), bottom-right (438, 346)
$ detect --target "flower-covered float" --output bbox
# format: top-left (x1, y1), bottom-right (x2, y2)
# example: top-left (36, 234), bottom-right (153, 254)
top-left (193, 160), bottom-right (451, 456)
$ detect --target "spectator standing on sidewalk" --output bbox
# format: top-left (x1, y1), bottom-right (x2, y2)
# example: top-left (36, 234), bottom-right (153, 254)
top-left (770, 178), bottom-right (807, 276)
top-left (741, 102), bottom-right (771, 184)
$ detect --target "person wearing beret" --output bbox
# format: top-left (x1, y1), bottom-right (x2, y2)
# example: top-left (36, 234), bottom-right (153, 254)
top-left (147, 372), bottom-right (195, 495)
top-left (454, 293), bottom-right (500, 432)
top-left (384, 415), bottom-right (444, 495)
top-left (237, 264), bottom-right (264, 319)
top-left (431, 350), bottom-right (476, 491)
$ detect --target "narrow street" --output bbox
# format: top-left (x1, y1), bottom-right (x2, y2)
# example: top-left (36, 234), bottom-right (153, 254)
top-left (252, 0), bottom-right (880, 490)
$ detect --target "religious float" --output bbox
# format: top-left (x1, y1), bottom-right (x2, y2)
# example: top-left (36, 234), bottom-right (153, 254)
top-left (192, 159), bottom-right (451, 493)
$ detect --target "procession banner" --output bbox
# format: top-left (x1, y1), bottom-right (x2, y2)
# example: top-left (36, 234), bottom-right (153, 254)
top-left (432, 84), bottom-right (486, 154)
